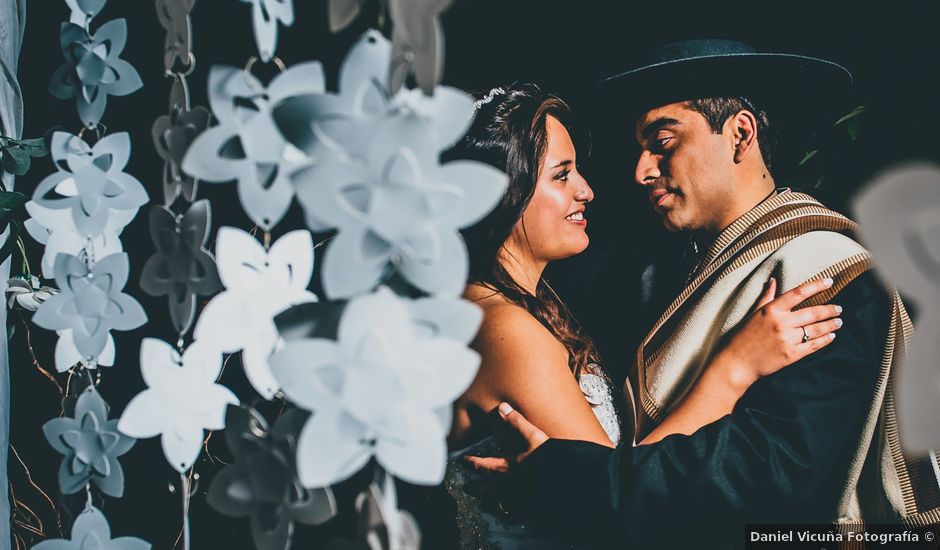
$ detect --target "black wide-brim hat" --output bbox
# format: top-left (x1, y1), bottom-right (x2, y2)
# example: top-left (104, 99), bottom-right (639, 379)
top-left (599, 39), bottom-right (853, 122)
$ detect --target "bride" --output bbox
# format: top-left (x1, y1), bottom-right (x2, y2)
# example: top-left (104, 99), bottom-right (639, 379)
top-left (441, 84), bottom-right (843, 549)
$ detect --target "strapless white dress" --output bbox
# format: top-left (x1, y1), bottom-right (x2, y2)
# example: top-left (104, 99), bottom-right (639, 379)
top-left (445, 365), bottom-right (621, 549)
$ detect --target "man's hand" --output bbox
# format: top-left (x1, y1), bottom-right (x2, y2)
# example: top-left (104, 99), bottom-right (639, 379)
top-left (465, 402), bottom-right (549, 473)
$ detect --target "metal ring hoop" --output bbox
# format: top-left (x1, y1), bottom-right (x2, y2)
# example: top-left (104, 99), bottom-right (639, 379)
top-left (243, 55), bottom-right (286, 92)
top-left (165, 51), bottom-right (196, 78)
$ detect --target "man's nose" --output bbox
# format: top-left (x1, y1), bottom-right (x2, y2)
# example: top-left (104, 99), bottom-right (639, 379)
top-left (634, 150), bottom-right (660, 186)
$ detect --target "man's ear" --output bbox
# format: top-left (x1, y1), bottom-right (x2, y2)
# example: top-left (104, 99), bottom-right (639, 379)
top-left (731, 110), bottom-right (759, 163)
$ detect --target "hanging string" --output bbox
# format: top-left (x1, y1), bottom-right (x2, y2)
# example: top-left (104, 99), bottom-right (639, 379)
top-left (179, 472), bottom-right (191, 550)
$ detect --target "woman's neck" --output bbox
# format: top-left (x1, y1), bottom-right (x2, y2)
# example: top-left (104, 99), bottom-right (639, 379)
top-left (496, 244), bottom-right (546, 295)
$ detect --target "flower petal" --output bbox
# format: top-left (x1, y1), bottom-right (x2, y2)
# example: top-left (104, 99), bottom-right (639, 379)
top-left (376, 410), bottom-right (446, 485)
top-left (296, 408), bottom-right (372, 488)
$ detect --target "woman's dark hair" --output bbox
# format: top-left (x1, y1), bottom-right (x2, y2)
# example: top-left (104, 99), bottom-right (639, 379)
top-left (443, 83), bottom-right (600, 378)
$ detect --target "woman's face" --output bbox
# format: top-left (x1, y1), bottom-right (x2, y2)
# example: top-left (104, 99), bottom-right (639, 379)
top-left (508, 115), bottom-right (594, 263)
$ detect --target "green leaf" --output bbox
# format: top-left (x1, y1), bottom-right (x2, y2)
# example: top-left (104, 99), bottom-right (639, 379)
top-left (799, 149), bottom-right (819, 166)
top-left (1, 147), bottom-right (30, 176)
top-left (0, 191), bottom-right (29, 210)
top-left (0, 191), bottom-right (28, 233)
top-left (835, 105), bottom-right (865, 126)
top-left (814, 175), bottom-right (827, 189)
top-left (847, 117), bottom-right (863, 141)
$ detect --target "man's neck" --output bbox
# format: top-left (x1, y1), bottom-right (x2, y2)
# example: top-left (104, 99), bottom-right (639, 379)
top-left (707, 178), bottom-right (777, 236)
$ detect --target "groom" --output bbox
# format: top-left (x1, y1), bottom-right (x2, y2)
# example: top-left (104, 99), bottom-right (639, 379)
top-left (470, 40), bottom-right (940, 547)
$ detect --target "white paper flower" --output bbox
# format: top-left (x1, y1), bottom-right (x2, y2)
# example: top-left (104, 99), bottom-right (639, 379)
top-left (118, 339), bottom-right (238, 472)
top-left (239, 0), bottom-right (294, 62)
top-left (49, 20), bottom-right (143, 126)
top-left (55, 329), bottom-right (115, 372)
top-left (24, 200), bottom-right (131, 279)
top-left (853, 162), bottom-right (940, 453)
top-left (268, 287), bottom-right (480, 487)
top-left (193, 227), bottom-right (317, 399)
top-left (278, 30), bottom-right (476, 172)
top-left (33, 253), bottom-right (147, 360)
top-left (33, 132), bottom-right (147, 239)
top-left (182, 63), bottom-right (325, 230)
top-left (33, 505), bottom-right (150, 550)
top-left (294, 114), bottom-right (506, 298)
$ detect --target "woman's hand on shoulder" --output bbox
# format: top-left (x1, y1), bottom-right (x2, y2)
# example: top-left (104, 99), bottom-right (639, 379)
top-left (714, 277), bottom-right (844, 389)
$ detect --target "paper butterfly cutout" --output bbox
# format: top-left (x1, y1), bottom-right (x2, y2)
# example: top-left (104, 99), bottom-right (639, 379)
top-left (269, 287), bottom-right (480, 487)
top-left (208, 406), bottom-right (337, 550)
top-left (33, 505), bottom-right (150, 550)
top-left (33, 252), bottom-right (146, 360)
top-left (193, 227), bottom-right (317, 399)
top-left (33, 132), bottom-right (148, 239)
top-left (49, 19), bottom-right (143, 126)
top-left (151, 76), bottom-right (211, 205)
top-left (140, 200), bottom-right (222, 336)
top-left (42, 386), bottom-right (135, 497)
top-left (182, 63), bottom-right (325, 230)
top-left (118, 339), bottom-right (238, 472)
top-left (853, 162), bottom-right (940, 453)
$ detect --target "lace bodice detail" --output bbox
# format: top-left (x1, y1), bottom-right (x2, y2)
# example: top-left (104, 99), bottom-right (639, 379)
top-left (445, 364), bottom-right (620, 549)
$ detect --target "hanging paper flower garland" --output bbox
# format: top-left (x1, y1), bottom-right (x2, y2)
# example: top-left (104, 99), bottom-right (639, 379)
top-left (325, 469), bottom-right (420, 550)
top-left (33, 252), bottom-right (146, 360)
top-left (208, 406), bottom-right (337, 550)
top-left (277, 30), bottom-right (506, 298)
top-left (295, 112), bottom-right (506, 298)
top-left (32, 505), bottom-right (150, 550)
top-left (42, 386), bottom-right (135, 497)
top-left (193, 227), bottom-right (317, 399)
top-left (33, 132), bottom-right (148, 238)
top-left (151, 77), bottom-right (211, 206)
top-left (118, 338), bottom-right (238, 472)
top-left (328, 0), bottom-right (452, 95)
top-left (240, 0), bottom-right (295, 63)
top-left (139, 200), bottom-right (221, 336)
top-left (23, 200), bottom-right (131, 281)
top-left (155, 0), bottom-right (196, 72)
top-left (269, 287), bottom-right (480, 487)
top-left (48, 18), bottom-right (143, 127)
top-left (181, 62), bottom-right (325, 231)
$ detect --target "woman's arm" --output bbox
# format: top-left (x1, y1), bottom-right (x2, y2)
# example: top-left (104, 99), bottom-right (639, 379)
top-left (465, 303), bottom-right (615, 448)
top-left (640, 277), bottom-right (844, 444)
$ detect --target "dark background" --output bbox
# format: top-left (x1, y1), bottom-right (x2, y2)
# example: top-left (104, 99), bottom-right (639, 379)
top-left (8, 0), bottom-right (940, 548)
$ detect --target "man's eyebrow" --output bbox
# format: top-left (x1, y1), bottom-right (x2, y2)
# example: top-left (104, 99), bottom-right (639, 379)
top-left (550, 159), bottom-right (573, 169)
top-left (640, 117), bottom-right (681, 140)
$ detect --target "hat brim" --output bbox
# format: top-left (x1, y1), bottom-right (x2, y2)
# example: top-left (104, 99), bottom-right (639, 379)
top-left (599, 53), bottom-right (853, 121)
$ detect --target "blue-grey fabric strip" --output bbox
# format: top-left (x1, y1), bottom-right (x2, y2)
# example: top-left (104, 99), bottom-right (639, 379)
top-left (0, 1), bottom-right (26, 548)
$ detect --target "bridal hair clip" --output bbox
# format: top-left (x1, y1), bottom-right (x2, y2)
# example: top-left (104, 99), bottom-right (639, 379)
top-left (473, 87), bottom-right (506, 109)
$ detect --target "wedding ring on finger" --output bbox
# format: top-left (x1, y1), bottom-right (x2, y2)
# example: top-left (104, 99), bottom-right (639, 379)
top-left (801, 326), bottom-right (810, 343)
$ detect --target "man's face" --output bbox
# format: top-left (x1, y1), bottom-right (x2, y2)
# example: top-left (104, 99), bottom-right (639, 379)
top-left (633, 102), bottom-right (736, 233)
